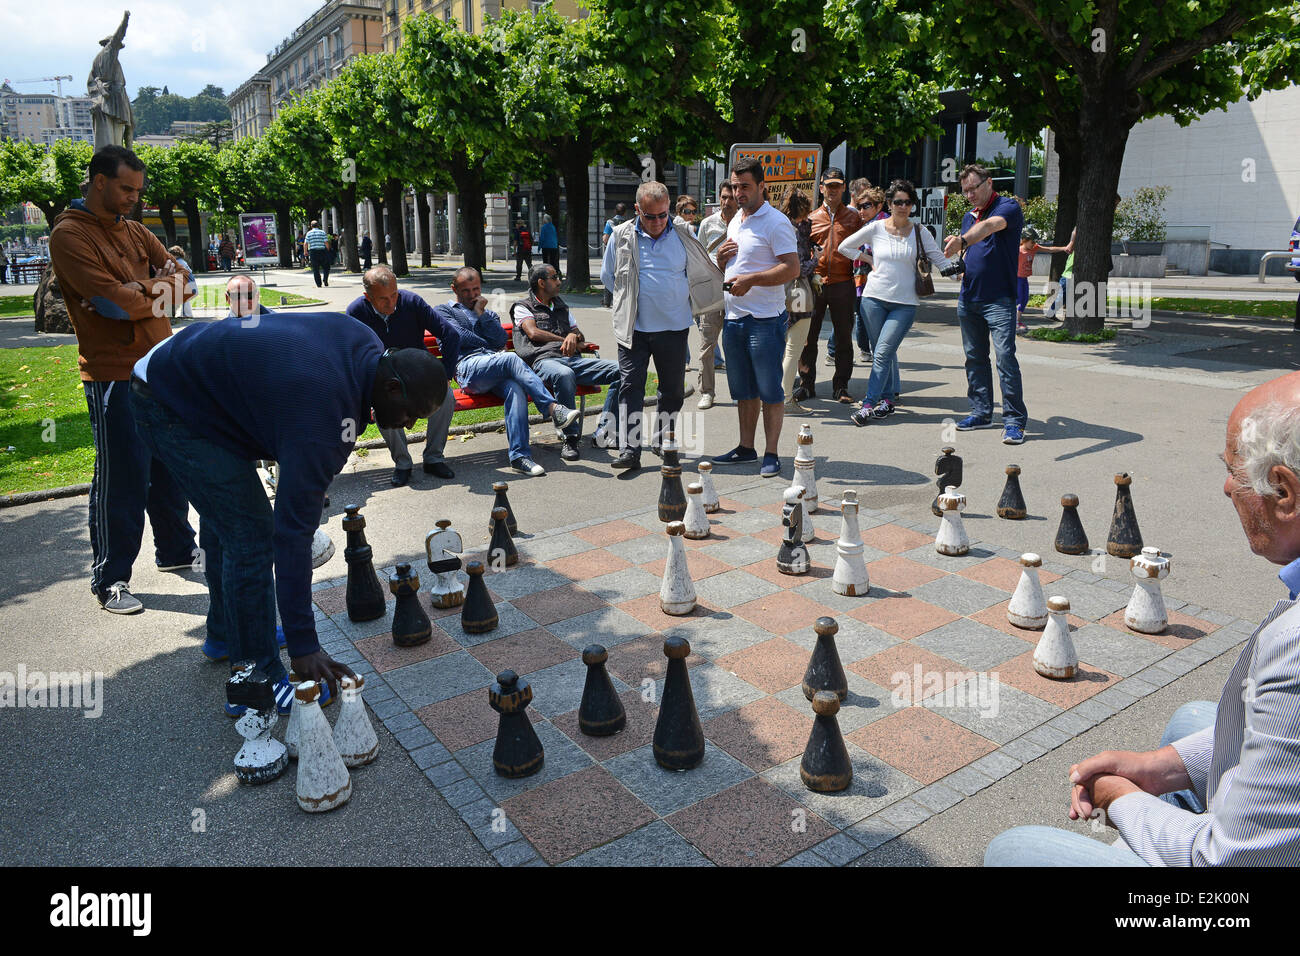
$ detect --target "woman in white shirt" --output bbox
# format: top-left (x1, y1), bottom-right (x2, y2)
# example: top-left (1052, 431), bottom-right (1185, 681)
top-left (836, 179), bottom-right (954, 424)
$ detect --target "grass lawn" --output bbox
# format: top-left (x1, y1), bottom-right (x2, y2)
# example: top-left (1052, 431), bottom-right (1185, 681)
top-left (1, 295), bottom-right (34, 318)
top-left (0, 343), bottom-right (654, 494)
top-left (1025, 292), bottom-right (1296, 320)
top-left (1, 287), bottom-right (321, 320)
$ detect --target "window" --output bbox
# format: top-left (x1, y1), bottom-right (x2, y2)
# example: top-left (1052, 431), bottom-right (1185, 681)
top-left (462, 0), bottom-right (472, 31)
top-left (529, 0), bottom-right (549, 11)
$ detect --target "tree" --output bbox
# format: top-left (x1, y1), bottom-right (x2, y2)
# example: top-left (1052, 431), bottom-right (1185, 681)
top-left (137, 141), bottom-right (219, 268)
top-left (181, 119), bottom-right (232, 149)
top-left (0, 139), bottom-right (93, 225)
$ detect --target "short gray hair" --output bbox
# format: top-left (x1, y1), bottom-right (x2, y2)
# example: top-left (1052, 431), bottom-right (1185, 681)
top-left (1238, 402), bottom-right (1300, 497)
top-left (363, 265), bottom-right (397, 292)
top-left (636, 181), bottom-right (669, 206)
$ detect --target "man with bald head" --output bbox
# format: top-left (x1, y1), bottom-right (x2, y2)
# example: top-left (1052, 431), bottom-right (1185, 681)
top-left (345, 265), bottom-right (460, 486)
top-left (224, 275), bottom-right (270, 322)
top-left (986, 370), bottom-right (1300, 866)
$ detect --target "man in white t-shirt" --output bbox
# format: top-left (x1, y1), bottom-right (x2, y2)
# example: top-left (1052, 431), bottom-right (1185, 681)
top-left (712, 157), bottom-right (800, 478)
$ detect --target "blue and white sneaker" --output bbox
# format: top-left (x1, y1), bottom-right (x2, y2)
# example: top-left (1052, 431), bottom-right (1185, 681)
top-left (760, 453), bottom-right (781, 478)
top-left (203, 626), bottom-right (288, 662)
top-left (955, 415), bottom-right (993, 430)
top-left (1001, 424), bottom-right (1026, 445)
top-left (224, 673), bottom-right (331, 718)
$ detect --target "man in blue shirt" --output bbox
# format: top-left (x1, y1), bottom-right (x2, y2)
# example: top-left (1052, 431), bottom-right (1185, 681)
top-left (943, 164), bottom-right (1028, 445)
top-left (346, 265), bottom-right (460, 486)
top-left (435, 266), bottom-right (580, 477)
top-left (538, 214), bottom-right (560, 277)
top-left (304, 220), bottom-right (330, 288)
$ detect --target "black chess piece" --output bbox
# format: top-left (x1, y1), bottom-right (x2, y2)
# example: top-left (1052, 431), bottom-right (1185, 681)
top-left (777, 487), bottom-right (809, 575)
top-left (800, 691), bottom-right (853, 793)
top-left (578, 644), bottom-right (626, 736)
top-left (997, 464), bottom-right (1028, 520)
top-left (660, 434), bottom-right (681, 468)
top-left (488, 506), bottom-right (518, 569)
top-left (342, 504), bottom-right (385, 621)
top-left (461, 560), bottom-right (498, 634)
top-left (1055, 493), bottom-right (1090, 555)
top-left (653, 636), bottom-right (705, 770)
top-left (489, 670), bottom-right (543, 778)
top-left (389, 563), bottom-right (432, 647)
top-left (931, 446), bottom-right (963, 517)
top-left (491, 482), bottom-right (518, 536)
top-left (1107, 473), bottom-right (1144, 558)
top-left (658, 462), bottom-right (687, 523)
top-left (802, 616), bottom-right (848, 701)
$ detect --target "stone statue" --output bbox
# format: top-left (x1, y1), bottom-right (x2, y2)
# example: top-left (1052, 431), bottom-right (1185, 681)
top-left (88, 12), bottom-right (134, 149)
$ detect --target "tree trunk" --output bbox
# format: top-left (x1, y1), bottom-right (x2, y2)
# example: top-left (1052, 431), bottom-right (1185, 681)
top-left (1048, 130), bottom-right (1082, 284)
top-left (558, 147), bottom-right (593, 292)
top-left (371, 198), bottom-right (388, 264)
top-left (384, 179), bottom-right (408, 277)
top-left (275, 202), bottom-right (293, 267)
top-left (451, 157), bottom-right (487, 271)
top-left (158, 203), bottom-right (178, 249)
top-left (182, 199), bottom-right (205, 273)
top-left (415, 189), bottom-right (431, 268)
top-left (339, 182), bottom-right (360, 274)
top-left (541, 172), bottom-right (561, 236)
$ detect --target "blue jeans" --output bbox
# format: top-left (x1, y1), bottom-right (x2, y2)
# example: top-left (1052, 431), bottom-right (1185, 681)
top-left (722, 312), bottom-right (787, 404)
top-left (957, 295), bottom-right (1028, 427)
top-left (129, 383), bottom-right (284, 681)
top-left (534, 355), bottom-right (621, 439)
top-left (456, 351), bottom-right (559, 461)
top-left (860, 297), bottom-right (915, 405)
top-left (984, 701), bottom-right (1216, 866)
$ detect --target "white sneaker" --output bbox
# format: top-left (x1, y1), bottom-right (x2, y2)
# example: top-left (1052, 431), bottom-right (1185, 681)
top-left (311, 528), bottom-right (335, 568)
top-left (550, 404), bottom-right (580, 429)
top-left (512, 456), bottom-right (546, 476)
top-left (698, 393), bottom-right (714, 410)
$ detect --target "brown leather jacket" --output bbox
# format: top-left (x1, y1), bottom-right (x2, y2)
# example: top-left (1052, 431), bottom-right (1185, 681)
top-left (808, 203), bottom-right (863, 284)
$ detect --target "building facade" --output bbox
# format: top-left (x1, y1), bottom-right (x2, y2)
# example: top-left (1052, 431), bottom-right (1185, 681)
top-left (0, 85), bottom-right (96, 145)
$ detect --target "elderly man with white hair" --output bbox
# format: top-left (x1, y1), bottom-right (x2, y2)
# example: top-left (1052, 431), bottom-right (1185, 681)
top-left (986, 370), bottom-right (1300, 866)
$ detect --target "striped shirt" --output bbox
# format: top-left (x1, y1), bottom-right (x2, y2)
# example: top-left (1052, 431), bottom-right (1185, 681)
top-left (305, 228), bottom-right (328, 251)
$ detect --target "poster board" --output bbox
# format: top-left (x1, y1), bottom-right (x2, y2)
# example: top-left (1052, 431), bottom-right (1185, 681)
top-left (239, 213), bottom-right (278, 266)
top-left (912, 187), bottom-right (947, 249)
top-left (726, 144), bottom-right (822, 210)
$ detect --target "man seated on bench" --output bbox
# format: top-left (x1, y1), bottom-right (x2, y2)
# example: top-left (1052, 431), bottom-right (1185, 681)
top-left (346, 265), bottom-right (460, 487)
top-left (435, 266), bottom-right (580, 477)
top-left (512, 264), bottom-right (621, 463)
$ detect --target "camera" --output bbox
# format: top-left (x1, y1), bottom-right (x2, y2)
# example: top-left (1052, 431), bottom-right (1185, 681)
top-left (723, 280), bottom-right (734, 291)
top-left (939, 257), bottom-right (965, 278)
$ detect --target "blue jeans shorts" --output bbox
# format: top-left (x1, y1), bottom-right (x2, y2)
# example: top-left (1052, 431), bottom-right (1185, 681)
top-left (722, 312), bottom-right (787, 404)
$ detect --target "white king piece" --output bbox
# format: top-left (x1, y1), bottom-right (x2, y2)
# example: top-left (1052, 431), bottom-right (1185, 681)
top-left (935, 486), bottom-right (969, 556)
top-left (791, 424), bottom-right (818, 512)
top-left (832, 491), bottom-right (869, 596)
top-left (1125, 547), bottom-right (1170, 634)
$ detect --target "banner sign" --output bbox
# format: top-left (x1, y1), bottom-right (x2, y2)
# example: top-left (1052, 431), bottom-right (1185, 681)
top-left (240, 213), bottom-right (278, 266)
top-left (726, 144), bottom-right (822, 210)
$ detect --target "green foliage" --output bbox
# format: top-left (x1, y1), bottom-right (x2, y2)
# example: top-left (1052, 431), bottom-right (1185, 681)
top-left (0, 139), bottom-right (93, 223)
top-left (1027, 327), bottom-right (1117, 343)
top-left (945, 195), bottom-right (970, 238)
top-left (1114, 186), bottom-right (1171, 242)
top-left (1023, 196), bottom-right (1058, 240)
top-left (132, 85), bottom-right (231, 135)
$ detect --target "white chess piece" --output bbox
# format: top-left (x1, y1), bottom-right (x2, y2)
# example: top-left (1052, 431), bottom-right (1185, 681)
top-left (791, 424), bottom-right (818, 512)
top-left (696, 461), bottom-right (720, 513)
top-left (660, 521), bottom-right (697, 615)
top-left (283, 670), bottom-right (302, 760)
top-left (832, 491), bottom-right (869, 596)
top-left (934, 485), bottom-right (969, 556)
top-left (294, 681), bottom-right (352, 812)
top-left (311, 527), bottom-right (335, 569)
top-left (1126, 547), bottom-right (1170, 634)
top-left (332, 675), bottom-right (379, 767)
top-left (1007, 553), bottom-right (1049, 629)
top-left (1033, 596), bottom-right (1078, 680)
top-left (425, 520), bottom-right (466, 609)
top-left (683, 482), bottom-right (711, 539)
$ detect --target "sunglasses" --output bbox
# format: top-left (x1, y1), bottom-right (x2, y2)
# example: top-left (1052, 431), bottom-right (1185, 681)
top-left (640, 211), bottom-right (669, 221)
top-left (890, 198), bottom-right (911, 207)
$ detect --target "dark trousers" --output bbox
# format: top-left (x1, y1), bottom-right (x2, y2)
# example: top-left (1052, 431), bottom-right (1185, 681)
top-left (515, 249), bottom-right (533, 280)
top-left (362, 251), bottom-right (372, 271)
top-left (542, 248), bottom-right (561, 274)
top-left (797, 280), bottom-right (857, 395)
top-left (84, 380), bottom-right (195, 596)
top-left (309, 248), bottom-right (331, 286)
top-left (616, 328), bottom-right (689, 454)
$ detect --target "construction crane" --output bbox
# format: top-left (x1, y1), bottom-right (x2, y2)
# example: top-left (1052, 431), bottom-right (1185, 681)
top-left (11, 76), bottom-right (75, 96)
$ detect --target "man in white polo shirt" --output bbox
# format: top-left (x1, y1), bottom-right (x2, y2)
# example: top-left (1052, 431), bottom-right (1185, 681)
top-left (712, 156), bottom-right (800, 478)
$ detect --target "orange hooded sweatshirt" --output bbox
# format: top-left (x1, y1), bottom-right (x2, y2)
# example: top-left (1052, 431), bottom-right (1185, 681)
top-left (49, 199), bottom-right (194, 382)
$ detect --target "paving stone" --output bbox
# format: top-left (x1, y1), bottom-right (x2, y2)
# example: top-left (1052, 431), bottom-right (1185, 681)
top-left (913, 617), bottom-right (1035, 671)
top-left (384, 650), bottom-right (495, 710)
top-left (898, 543), bottom-right (998, 572)
top-left (459, 722), bottom-right (596, 803)
top-left (1179, 604), bottom-right (1204, 619)
top-left (521, 656), bottom-right (631, 719)
top-left (605, 742), bottom-right (754, 816)
top-left (969, 750), bottom-right (1022, 781)
top-left (999, 737), bottom-right (1047, 763)
top-left (875, 798), bottom-right (933, 833)
top-left (1118, 676), bottom-right (1159, 698)
top-left (698, 535), bottom-right (779, 568)
top-left (439, 777), bottom-right (487, 809)
top-left (775, 672), bottom-right (907, 733)
top-left (502, 765), bottom-right (657, 864)
top-left (692, 568), bottom-right (782, 609)
top-left (660, 661), bottom-right (766, 721)
top-left (515, 533), bottom-right (597, 563)
top-left (781, 849), bottom-right (834, 867)
top-left (1226, 618), bottom-right (1260, 635)
top-left (1098, 578), bottom-right (1130, 592)
top-left (784, 617), bottom-right (900, 663)
top-left (369, 696), bottom-right (408, 720)
top-left (1024, 724), bottom-right (1071, 751)
top-left (1092, 685), bottom-right (1141, 710)
top-left (909, 575), bottom-right (1010, 616)
top-left (492, 840), bottom-right (541, 867)
top-left (1069, 623), bottom-right (1170, 677)
top-left (424, 760), bottom-right (468, 788)
top-left (845, 815), bottom-right (902, 851)
top-left (560, 820), bottom-right (713, 867)
top-left (1065, 570), bottom-right (1101, 585)
top-left (458, 797), bottom-right (524, 851)
top-left (364, 682), bottom-right (397, 705)
top-left (812, 832), bottom-right (869, 865)
top-left (438, 603), bottom-right (541, 648)
top-left (1171, 644), bottom-right (1215, 667)
top-left (910, 781), bottom-right (962, 813)
top-left (940, 764), bottom-right (996, 796)
top-left (605, 534), bottom-right (673, 565)
top-left (790, 576), bottom-right (884, 615)
top-left (409, 740), bottom-right (452, 770)
top-left (762, 743), bottom-right (922, 828)
top-left (664, 776), bottom-right (837, 866)
top-left (661, 616), bottom-right (778, 659)
top-left (1197, 629), bottom-right (1246, 655)
top-left (1046, 710), bottom-right (1094, 736)
top-left (922, 677), bottom-right (1061, 744)
top-left (577, 567), bottom-right (664, 603)
top-left (384, 710), bottom-right (422, 733)
top-left (548, 605), bottom-right (653, 649)
top-left (1071, 697), bottom-right (1117, 723)
top-left (723, 509), bottom-right (784, 535)
top-left (395, 725), bottom-right (437, 751)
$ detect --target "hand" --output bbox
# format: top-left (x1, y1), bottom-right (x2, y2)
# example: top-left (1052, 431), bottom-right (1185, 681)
top-left (716, 239), bottom-right (738, 267)
top-left (1073, 775), bottom-right (1142, 827)
top-left (727, 273), bottom-right (757, 297)
top-left (290, 649), bottom-right (356, 703)
top-left (472, 295), bottom-right (488, 315)
top-left (157, 259), bottom-right (177, 276)
top-left (561, 332), bottom-right (581, 357)
top-left (123, 280), bottom-right (145, 294)
top-left (943, 236), bottom-right (962, 258)
top-left (1068, 748), bottom-right (1176, 823)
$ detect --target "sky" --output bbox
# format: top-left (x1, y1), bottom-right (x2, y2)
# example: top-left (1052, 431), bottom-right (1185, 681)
top-left (0, 0), bottom-right (327, 99)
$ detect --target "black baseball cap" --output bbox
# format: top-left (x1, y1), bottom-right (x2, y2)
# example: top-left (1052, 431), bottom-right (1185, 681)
top-left (821, 167), bottom-right (846, 185)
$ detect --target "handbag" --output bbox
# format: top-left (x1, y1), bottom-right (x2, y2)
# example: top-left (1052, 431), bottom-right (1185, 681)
top-left (915, 230), bottom-right (935, 298)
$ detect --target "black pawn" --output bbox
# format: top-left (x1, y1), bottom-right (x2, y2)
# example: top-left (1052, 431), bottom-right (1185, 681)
top-left (931, 446), bottom-right (963, 517)
top-left (1055, 493), bottom-right (1090, 555)
top-left (800, 691), bottom-right (853, 793)
top-left (660, 434), bottom-right (681, 468)
top-left (343, 504), bottom-right (385, 622)
top-left (389, 563), bottom-right (432, 647)
top-left (802, 616), bottom-right (848, 701)
top-left (578, 644), bottom-right (626, 736)
top-left (489, 670), bottom-right (543, 778)
top-left (1107, 473), bottom-right (1143, 558)
top-left (997, 464), bottom-right (1028, 519)
top-left (491, 482), bottom-right (518, 536)
top-left (658, 463), bottom-right (687, 523)
top-left (488, 506), bottom-right (518, 569)
top-left (461, 560), bottom-right (498, 634)
top-left (653, 636), bottom-right (705, 770)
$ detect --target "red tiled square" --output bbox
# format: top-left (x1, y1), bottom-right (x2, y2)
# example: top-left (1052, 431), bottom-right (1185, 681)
top-left (848, 644), bottom-right (970, 703)
top-left (681, 524), bottom-right (742, 549)
top-left (354, 627), bottom-right (459, 674)
top-left (716, 637), bottom-right (810, 693)
top-left (666, 777), bottom-right (836, 866)
top-left (510, 583), bottom-right (608, 626)
top-left (847, 707), bottom-right (996, 785)
top-left (714, 497), bottom-right (751, 514)
top-left (848, 596), bottom-right (959, 640)
top-left (616, 592), bottom-right (721, 631)
top-left (549, 549), bottom-right (631, 581)
top-left (416, 686), bottom-right (539, 752)
top-left (970, 600), bottom-right (1087, 643)
top-left (758, 497), bottom-right (840, 516)
top-left (732, 589), bottom-right (832, 635)
top-left (751, 524), bottom-right (792, 547)
top-left (605, 633), bottom-right (705, 685)
top-left (742, 559), bottom-right (832, 588)
top-left (861, 523), bottom-right (933, 554)
top-left (703, 697), bottom-right (810, 771)
top-left (468, 627), bottom-right (580, 675)
top-left (573, 519), bottom-right (653, 546)
top-left (639, 549), bottom-right (733, 582)
top-left (959, 557), bottom-right (1062, 593)
top-left (313, 584), bottom-right (349, 615)
top-left (502, 765), bottom-right (655, 864)
top-left (552, 688), bottom-right (658, 761)
top-left (865, 555), bottom-right (946, 592)
top-left (1098, 608), bottom-right (1219, 650)
top-left (995, 651), bottom-right (1120, 708)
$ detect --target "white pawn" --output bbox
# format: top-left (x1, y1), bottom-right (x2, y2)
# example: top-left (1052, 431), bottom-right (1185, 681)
top-left (683, 482), bottom-right (711, 539)
top-left (425, 521), bottom-right (466, 609)
top-left (791, 424), bottom-right (818, 512)
top-left (1007, 553), bottom-right (1048, 630)
top-left (332, 675), bottom-right (379, 767)
top-left (1126, 547), bottom-right (1170, 634)
top-left (294, 681), bottom-right (353, 813)
top-left (935, 485), bottom-right (969, 556)
top-left (832, 491), bottom-right (870, 596)
top-left (1033, 596), bottom-right (1078, 680)
top-left (696, 461), bottom-right (721, 513)
top-left (283, 670), bottom-right (302, 760)
top-left (660, 521), bottom-right (697, 615)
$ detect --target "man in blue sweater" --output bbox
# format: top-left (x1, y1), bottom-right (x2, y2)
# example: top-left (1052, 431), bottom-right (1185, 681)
top-left (435, 266), bottom-right (580, 477)
top-left (129, 311), bottom-right (447, 712)
top-left (347, 265), bottom-right (461, 486)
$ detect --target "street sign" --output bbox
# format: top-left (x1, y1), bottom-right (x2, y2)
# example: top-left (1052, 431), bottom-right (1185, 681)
top-left (913, 187), bottom-right (947, 248)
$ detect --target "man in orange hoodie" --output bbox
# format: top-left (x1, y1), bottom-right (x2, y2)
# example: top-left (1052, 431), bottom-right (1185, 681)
top-left (49, 145), bottom-right (197, 614)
